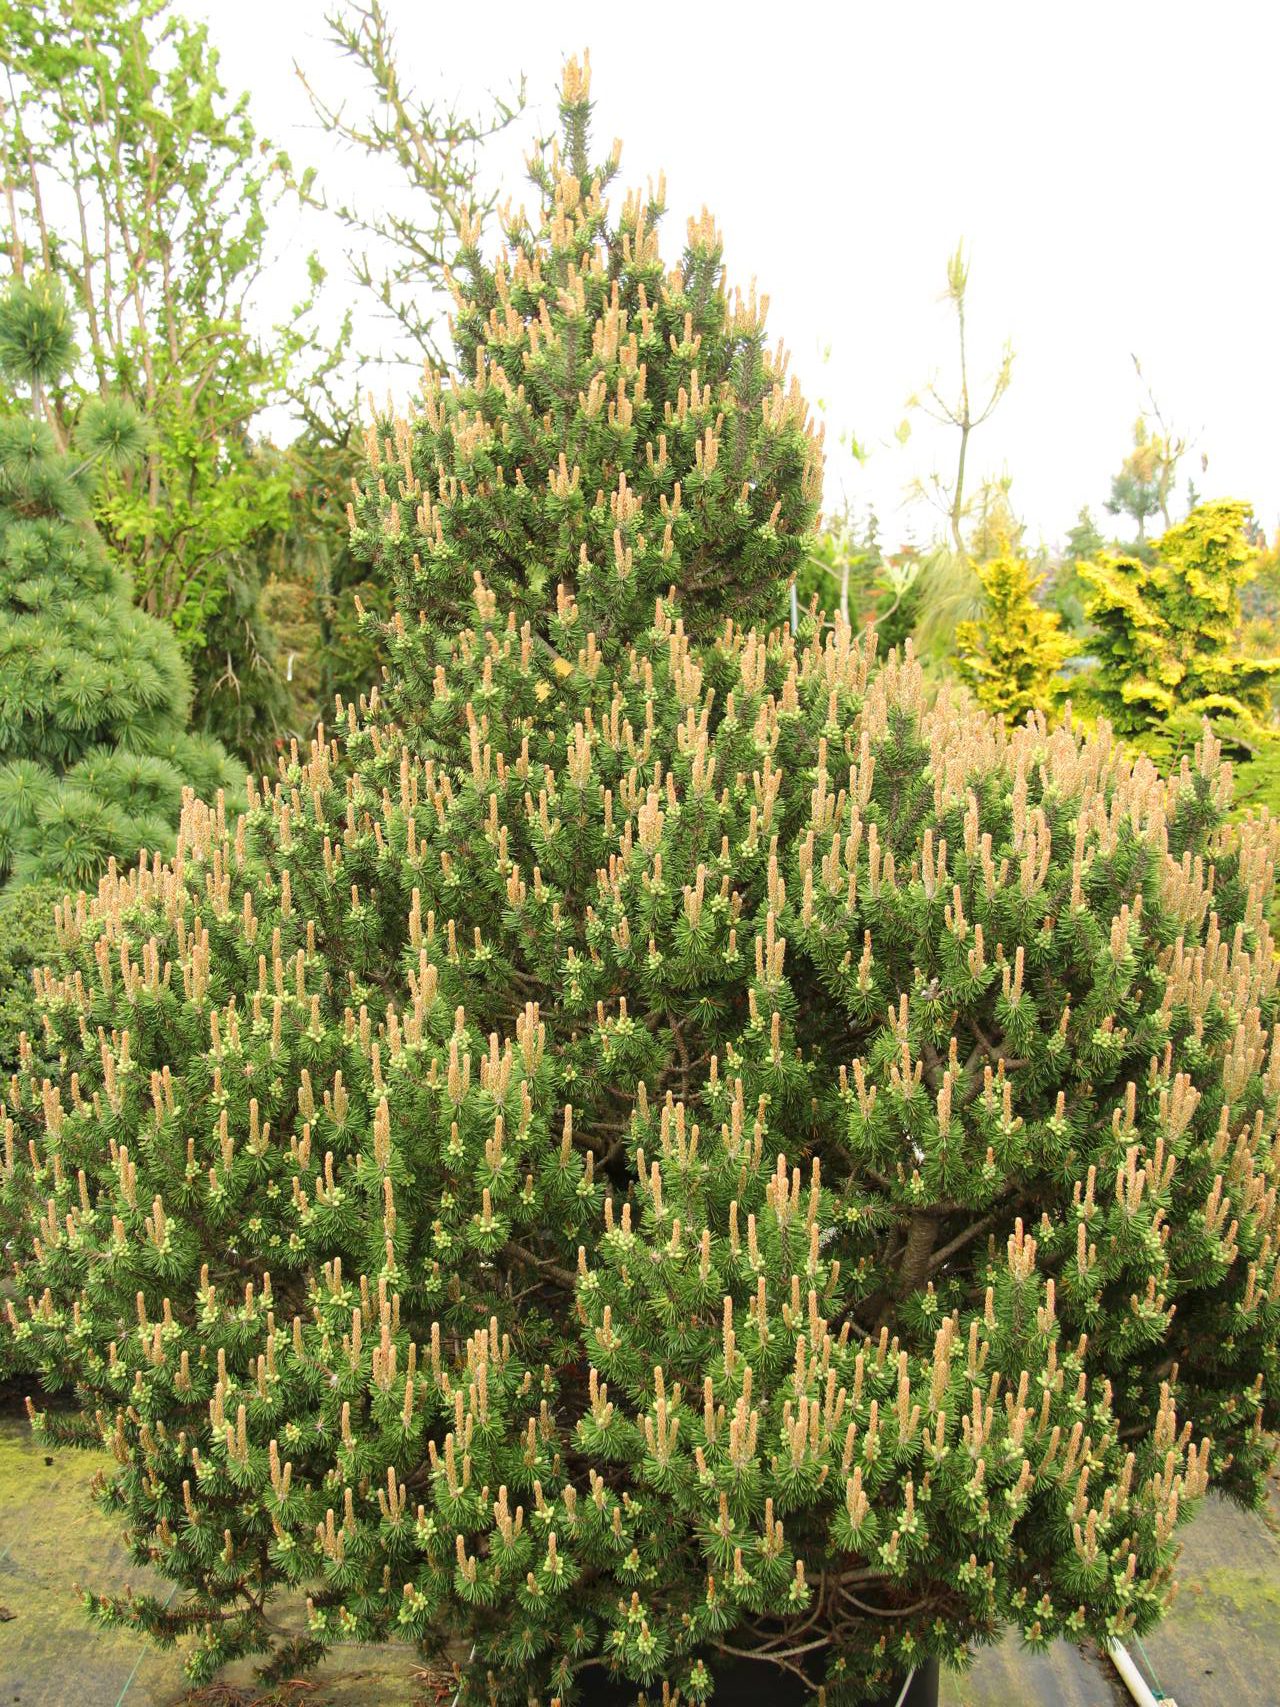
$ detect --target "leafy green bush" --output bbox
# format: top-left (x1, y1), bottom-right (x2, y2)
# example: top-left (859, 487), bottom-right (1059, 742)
top-left (1080, 499), bottom-right (1280, 816)
top-left (3, 64), bottom-right (1279, 1707)
top-left (0, 0), bottom-right (305, 769)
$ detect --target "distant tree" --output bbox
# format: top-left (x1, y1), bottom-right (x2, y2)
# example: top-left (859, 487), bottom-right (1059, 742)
top-left (904, 244), bottom-right (1014, 555)
top-left (1051, 505), bottom-right (1107, 631)
top-left (1064, 506), bottom-right (1106, 564)
top-left (1105, 358), bottom-right (1193, 547)
top-left (1105, 417), bottom-right (1166, 545)
top-left (898, 246), bottom-right (1014, 659)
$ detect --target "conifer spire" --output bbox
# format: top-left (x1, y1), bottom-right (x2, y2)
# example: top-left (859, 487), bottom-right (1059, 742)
top-left (350, 55), bottom-right (824, 672)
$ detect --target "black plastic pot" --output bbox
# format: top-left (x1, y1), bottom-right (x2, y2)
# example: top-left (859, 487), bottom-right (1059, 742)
top-left (582, 1655), bottom-right (940, 1706)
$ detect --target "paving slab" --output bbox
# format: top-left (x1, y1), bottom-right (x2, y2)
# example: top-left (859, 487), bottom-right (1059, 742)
top-left (1133, 1477), bottom-right (1280, 1707)
top-left (950, 1640), bottom-right (1128, 1706)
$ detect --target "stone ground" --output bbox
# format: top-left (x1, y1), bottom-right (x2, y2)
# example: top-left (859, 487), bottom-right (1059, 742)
top-left (0, 1408), bottom-right (1276, 1706)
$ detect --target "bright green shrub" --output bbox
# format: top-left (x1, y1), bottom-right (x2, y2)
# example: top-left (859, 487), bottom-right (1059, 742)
top-left (0, 279), bottom-right (237, 894)
top-left (1081, 499), bottom-right (1280, 816)
top-left (1081, 499), bottom-right (1280, 743)
top-left (0, 0), bottom-right (304, 770)
top-left (3, 64), bottom-right (1280, 1707)
top-left (955, 549), bottom-right (1076, 725)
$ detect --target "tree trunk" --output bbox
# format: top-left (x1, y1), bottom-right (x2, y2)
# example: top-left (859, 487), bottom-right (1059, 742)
top-left (896, 1212), bottom-right (940, 1297)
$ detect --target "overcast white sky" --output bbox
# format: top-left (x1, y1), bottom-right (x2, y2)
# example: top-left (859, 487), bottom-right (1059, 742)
top-left (194, 0), bottom-right (1279, 552)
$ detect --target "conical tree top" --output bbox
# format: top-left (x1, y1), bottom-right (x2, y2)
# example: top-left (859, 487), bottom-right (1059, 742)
top-left (351, 53), bottom-right (824, 670)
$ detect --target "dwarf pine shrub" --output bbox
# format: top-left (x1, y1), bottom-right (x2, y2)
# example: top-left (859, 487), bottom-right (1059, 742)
top-left (4, 61), bottom-right (1280, 1706)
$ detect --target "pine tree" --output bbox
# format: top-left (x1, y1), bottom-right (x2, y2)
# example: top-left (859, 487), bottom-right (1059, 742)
top-left (955, 549), bottom-right (1076, 725)
top-left (0, 277), bottom-right (236, 892)
top-left (1105, 418), bottom-right (1165, 546)
top-left (1063, 505), bottom-right (1105, 567)
top-left (3, 65), bottom-right (1280, 1707)
top-left (1050, 506), bottom-right (1106, 631)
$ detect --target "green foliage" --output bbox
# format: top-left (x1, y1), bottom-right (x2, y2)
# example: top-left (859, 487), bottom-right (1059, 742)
top-left (1051, 506), bottom-right (1106, 631)
top-left (794, 511), bottom-right (883, 624)
top-left (0, 0), bottom-right (311, 767)
top-left (0, 878), bottom-right (63, 1076)
top-left (902, 542), bottom-right (984, 661)
top-left (793, 512), bottom-right (922, 654)
top-left (184, 496), bottom-right (296, 765)
top-left (1229, 739), bottom-right (1280, 823)
top-left (0, 272), bottom-right (76, 390)
top-left (259, 430), bottom-right (391, 735)
top-left (955, 549), bottom-right (1076, 724)
top-left (0, 280), bottom-right (236, 895)
top-left (4, 60), bottom-right (1280, 1707)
